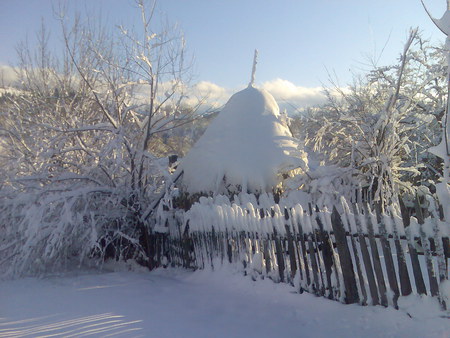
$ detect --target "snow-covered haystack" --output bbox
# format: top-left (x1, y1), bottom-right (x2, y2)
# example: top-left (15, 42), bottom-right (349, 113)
top-left (179, 85), bottom-right (308, 195)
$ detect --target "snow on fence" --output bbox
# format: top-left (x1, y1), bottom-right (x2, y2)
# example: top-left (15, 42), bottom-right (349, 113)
top-left (156, 196), bottom-right (449, 310)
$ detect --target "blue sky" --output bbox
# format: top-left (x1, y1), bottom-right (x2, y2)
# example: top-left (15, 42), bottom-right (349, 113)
top-left (0, 0), bottom-right (447, 107)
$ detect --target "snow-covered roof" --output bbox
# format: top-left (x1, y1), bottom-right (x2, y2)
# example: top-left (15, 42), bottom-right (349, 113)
top-left (179, 85), bottom-right (307, 194)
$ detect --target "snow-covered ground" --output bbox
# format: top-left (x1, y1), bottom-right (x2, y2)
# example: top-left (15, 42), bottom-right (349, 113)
top-left (1, 265), bottom-right (448, 338)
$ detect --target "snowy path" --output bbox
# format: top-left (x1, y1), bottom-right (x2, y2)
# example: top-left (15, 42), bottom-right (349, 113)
top-left (0, 267), bottom-right (448, 338)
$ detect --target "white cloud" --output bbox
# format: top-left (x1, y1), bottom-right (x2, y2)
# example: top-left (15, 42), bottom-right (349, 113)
top-left (129, 80), bottom-right (235, 113)
top-left (0, 68), bottom-right (332, 115)
top-left (261, 78), bottom-right (328, 111)
top-left (184, 81), bottom-right (237, 110)
top-left (185, 79), bottom-right (329, 114)
top-left (195, 81), bottom-right (228, 98)
top-left (0, 65), bottom-right (18, 86)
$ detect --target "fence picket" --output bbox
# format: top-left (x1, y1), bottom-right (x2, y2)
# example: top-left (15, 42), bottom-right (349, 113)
top-left (421, 231), bottom-right (440, 297)
top-left (341, 205), bottom-right (367, 305)
top-left (322, 209), bottom-right (342, 300)
top-left (330, 206), bottom-right (359, 304)
top-left (293, 206), bottom-right (311, 291)
top-left (259, 209), bottom-right (272, 276)
top-left (315, 208), bottom-right (335, 300)
top-left (362, 204), bottom-right (389, 307)
top-left (408, 240), bottom-right (427, 295)
top-left (285, 208), bottom-right (298, 284)
top-left (306, 211), bottom-right (325, 296)
top-left (162, 197), bottom-right (448, 311)
top-left (399, 203), bottom-right (427, 296)
top-left (393, 237), bottom-right (412, 297)
top-left (415, 199), bottom-right (440, 298)
top-left (273, 226), bottom-right (285, 283)
top-left (376, 207), bottom-right (400, 309)
top-left (352, 204), bottom-right (379, 306)
top-left (389, 209), bottom-right (413, 297)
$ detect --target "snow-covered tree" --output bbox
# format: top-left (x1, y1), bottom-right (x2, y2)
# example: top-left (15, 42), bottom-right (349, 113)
top-left (0, 0), bottom-right (203, 276)
top-left (293, 30), bottom-right (446, 207)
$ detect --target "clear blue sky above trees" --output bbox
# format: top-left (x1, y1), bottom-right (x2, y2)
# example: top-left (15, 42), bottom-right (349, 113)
top-left (0, 0), bottom-right (446, 89)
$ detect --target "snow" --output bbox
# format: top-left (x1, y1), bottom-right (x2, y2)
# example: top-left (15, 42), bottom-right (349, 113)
top-left (1, 266), bottom-right (448, 338)
top-left (429, 138), bottom-right (450, 222)
top-left (179, 85), bottom-right (308, 194)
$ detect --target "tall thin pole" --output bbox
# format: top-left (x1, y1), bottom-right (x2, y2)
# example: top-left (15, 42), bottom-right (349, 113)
top-left (249, 49), bottom-right (258, 87)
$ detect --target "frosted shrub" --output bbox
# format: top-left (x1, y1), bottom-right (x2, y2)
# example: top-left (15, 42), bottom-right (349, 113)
top-left (294, 31), bottom-right (446, 206)
top-left (0, 184), bottom-right (149, 278)
top-left (0, 0), bottom-right (202, 276)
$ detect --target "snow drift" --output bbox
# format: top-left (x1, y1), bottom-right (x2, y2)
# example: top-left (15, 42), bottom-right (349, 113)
top-left (179, 85), bottom-right (308, 194)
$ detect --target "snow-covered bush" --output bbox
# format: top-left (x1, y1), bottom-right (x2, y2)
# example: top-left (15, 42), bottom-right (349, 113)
top-left (0, 1), bottom-right (203, 277)
top-left (0, 167), bottom-right (178, 278)
top-left (293, 30), bottom-right (446, 206)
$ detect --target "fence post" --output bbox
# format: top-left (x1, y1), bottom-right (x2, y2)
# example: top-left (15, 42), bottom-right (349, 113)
top-left (330, 206), bottom-right (359, 304)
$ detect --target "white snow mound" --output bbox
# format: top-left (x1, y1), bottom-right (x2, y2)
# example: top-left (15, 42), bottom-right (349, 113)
top-left (180, 85), bottom-right (307, 194)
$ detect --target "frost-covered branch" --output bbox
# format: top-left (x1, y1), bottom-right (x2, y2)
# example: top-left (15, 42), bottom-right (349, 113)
top-left (295, 31), bottom-right (446, 205)
top-left (0, 0), bottom-right (205, 276)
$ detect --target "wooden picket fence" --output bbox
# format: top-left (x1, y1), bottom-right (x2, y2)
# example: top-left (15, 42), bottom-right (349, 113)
top-left (155, 199), bottom-right (449, 310)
